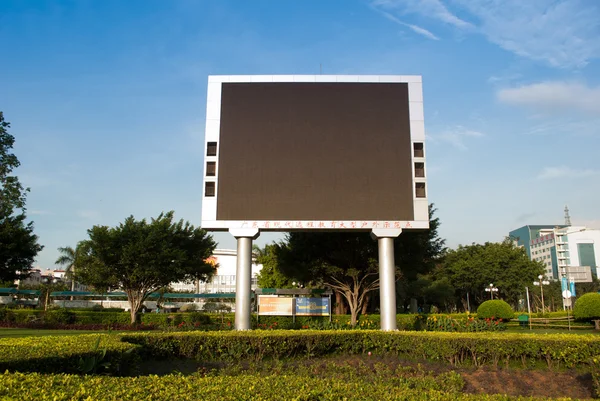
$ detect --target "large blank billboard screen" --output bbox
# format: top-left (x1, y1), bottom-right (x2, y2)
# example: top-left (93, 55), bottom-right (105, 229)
top-left (218, 82), bottom-right (412, 220)
top-left (201, 75), bottom-right (428, 231)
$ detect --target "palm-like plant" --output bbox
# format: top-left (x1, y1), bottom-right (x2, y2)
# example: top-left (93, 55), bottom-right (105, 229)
top-left (55, 245), bottom-right (79, 292)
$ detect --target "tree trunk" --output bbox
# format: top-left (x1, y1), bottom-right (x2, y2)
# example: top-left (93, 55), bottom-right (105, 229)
top-left (335, 291), bottom-right (347, 315)
top-left (70, 269), bottom-right (75, 301)
top-left (361, 294), bottom-right (370, 315)
top-left (127, 290), bottom-right (146, 324)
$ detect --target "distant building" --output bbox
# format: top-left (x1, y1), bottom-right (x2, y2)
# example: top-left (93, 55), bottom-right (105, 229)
top-left (15, 268), bottom-right (87, 291)
top-left (510, 225), bottom-right (600, 281)
top-left (170, 248), bottom-right (263, 293)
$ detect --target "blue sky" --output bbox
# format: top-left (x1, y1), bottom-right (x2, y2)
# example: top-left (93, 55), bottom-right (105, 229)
top-left (1, 0), bottom-right (599, 270)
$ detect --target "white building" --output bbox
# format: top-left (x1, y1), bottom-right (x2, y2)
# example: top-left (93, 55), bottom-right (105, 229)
top-left (171, 248), bottom-right (263, 293)
top-left (556, 227), bottom-right (600, 278)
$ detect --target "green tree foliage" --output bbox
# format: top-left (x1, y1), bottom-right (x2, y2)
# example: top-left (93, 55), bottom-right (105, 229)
top-left (267, 204), bottom-right (445, 324)
top-left (0, 112), bottom-right (43, 282)
top-left (77, 211), bottom-right (217, 323)
top-left (476, 300), bottom-right (514, 321)
top-left (436, 239), bottom-right (544, 308)
top-left (395, 205), bottom-right (447, 310)
top-left (573, 293), bottom-right (600, 321)
top-left (55, 243), bottom-right (88, 292)
top-left (276, 231), bottom-right (380, 327)
top-left (254, 244), bottom-right (295, 289)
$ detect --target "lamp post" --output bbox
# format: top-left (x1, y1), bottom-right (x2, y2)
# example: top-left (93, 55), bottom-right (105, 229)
top-left (484, 283), bottom-right (498, 300)
top-left (533, 274), bottom-right (550, 313)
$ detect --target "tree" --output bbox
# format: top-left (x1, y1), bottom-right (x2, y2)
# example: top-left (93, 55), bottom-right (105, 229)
top-left (77, 211), bottom-right (217, 323)
top-left (276, 232), bottom-right (381, 327)
top-left (0, 111), bottom-right (43, 282)
top-left (269, 204), bottom-right (446, 324)
top-left (55, 243), bottom-right (87, 292)
top-left (254, 244), bottom-right (295, 289)
top-left (394, 204), bottom-right (447, 310)
top-left (436, 239), bottom-right (544, 308)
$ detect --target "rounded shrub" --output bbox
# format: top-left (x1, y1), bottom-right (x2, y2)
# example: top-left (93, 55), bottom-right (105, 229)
top-left (476, 300), bottom-right (513, 321)
top-left (44, 308), bottom-right (76, 324)
top-left (573, 293), bottom-right (600, 321)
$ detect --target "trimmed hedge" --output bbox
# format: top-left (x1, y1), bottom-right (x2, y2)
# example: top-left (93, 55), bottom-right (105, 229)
top-left (0, 309), bottom-right (427, 330)
top-left (0, 371), bottom-right (561, 401)
top-left (574, 293), bottom-right (600, 321)
top-left (477, 300), bottom-right (514, 321)
top-left (122, 330), bottom-right (600, 369)
top-left (0, 334), bottom-right (139, 375)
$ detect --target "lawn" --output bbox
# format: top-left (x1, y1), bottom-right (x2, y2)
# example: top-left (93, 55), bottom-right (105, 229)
top-left (0, 328), bottom-right (106, 338)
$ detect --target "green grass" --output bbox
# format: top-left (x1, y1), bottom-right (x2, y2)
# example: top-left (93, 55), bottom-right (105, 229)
top-left (505, 326), bottom-right (599, 335)
top-left (0, 328), bottom-right (105, 338)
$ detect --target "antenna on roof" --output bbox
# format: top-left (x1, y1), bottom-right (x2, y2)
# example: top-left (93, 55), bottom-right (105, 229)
top-left (320, 63), bottom-right (322, 75)
top-left (564, 205), bottom-right (572, 226)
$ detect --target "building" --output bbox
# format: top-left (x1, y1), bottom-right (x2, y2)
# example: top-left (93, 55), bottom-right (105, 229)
top-left (15, 268), bottom-right (87, 291)
top-left (170, 248), bottom-right (263, 293)
top-left (510, 224), bottom-right (600, 281)
top-left (509, 225), bottom-right (566, 279)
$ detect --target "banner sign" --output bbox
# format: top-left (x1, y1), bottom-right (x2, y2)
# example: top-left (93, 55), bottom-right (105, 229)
top-left (570, 279), bottom-right (576, 297)
top-left (258, 296), bottom-right (293, 316)
top-left (561, 277), bottom-right (568, 292)
top-left (295, 297), bottom-right (330, 316)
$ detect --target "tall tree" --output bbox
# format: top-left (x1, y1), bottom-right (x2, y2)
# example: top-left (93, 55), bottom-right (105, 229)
top-left (436, 239), bottom-right (544, 308)
top-left (394, 204), bottom-right (447, 309)
top-left (0, 112), bottom-right (43, 283)
top-left (77, 211), bottom-right (217, 323)
top-left (254, 244), bottom-right (295, 289)
top-left (276, 231), bottom-right (380, 326)
top-left (55, 243), bottom-right (87, 292)
top-left (272, 204), bottom-right (446, 324)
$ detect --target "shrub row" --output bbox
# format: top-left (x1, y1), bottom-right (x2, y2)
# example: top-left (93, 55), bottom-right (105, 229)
top-left (0, 308), bottom-right (584, 331)
top-left (122, 330), bottom-right (600, 369)
top-left (0, 309), bottom-right (425, 329)
top-left (0, 334), bottom-right (139, 375)
top-left (0, 371), bottom-right (568, 401)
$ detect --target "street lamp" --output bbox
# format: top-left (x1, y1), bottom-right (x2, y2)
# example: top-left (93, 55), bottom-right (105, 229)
top-left (533, 274), bottom-right (550, 313)
top-left (484, 283), bottom-right (498, 300)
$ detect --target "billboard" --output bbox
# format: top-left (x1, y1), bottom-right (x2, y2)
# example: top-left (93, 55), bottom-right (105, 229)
top-left (257, 296), bottom-right (293, 316)
top-left (295, 297), bottom-right (330, 316)
top-left (201, 75), bottom-right (428, 231)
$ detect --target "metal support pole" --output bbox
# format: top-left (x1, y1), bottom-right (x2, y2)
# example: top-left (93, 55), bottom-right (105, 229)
top-left (230, 228), bottom-right (259, 331)
top-left (526, 286), bottom-right (532, 330)
top-left (466, 292), bottom-right (470, 313)
top-left (235, 237), bottom-right (252, 330)
top-left (371, 229), bottom-right (402, 331)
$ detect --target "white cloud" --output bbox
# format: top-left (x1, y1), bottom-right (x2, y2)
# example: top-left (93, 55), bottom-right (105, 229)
top-left (522, 118), bottom-right (600, 137)
top-left (29, 210), bottom-right (53, 216)
top-left (430, 125), bottom-right (484, 150)
top-left (454, 0), bottom-right (600, 68)
top-left (572, 219), bottom-right (600, 230)
top-left (77, 210), bottom-right (101, 220)
top-left (537, 166), bottom-right (600, 180)
top-left (378, 10), bottom-right (439, 40)
top-left (371, 0), bottom-right (600, 68)
top-left (497, 81), bottom-right (600, 115)
top-left (372, 0), bottom-right (473, 29)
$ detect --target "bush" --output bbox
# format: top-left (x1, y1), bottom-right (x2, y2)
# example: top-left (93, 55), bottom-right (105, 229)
top-left (178, 303), bottom-right (198, 312)
top-left (0, 334), bottom-right (139, 375)
top-left (122, 330), bottom-right (600, 369)
top-left (477, 300), bottom-right (514, 321)
top-left (44, 308), bottom-right (76, 324)
top-left (0, 307), bottom-right (15, 322)
top-left (574, 293), bottom-right (600, 321)
top-left (426, 315), bottom-right (506, 332)
top-left (0, 370), bottom-right (524, 401)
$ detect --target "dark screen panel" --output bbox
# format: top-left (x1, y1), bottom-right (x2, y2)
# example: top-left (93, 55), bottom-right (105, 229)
top-left (216, 82), bottom-right (414, 221)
